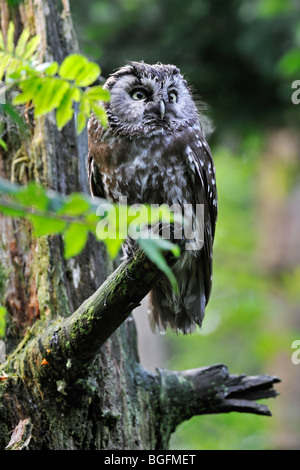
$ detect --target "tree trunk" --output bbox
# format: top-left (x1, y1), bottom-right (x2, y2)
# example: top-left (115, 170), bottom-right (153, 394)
top-left (0, 0), bottom-right (279, 451)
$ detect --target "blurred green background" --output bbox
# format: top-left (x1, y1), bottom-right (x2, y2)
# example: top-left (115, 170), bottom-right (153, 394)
top-left (72, 0), bottom-right (300, 450)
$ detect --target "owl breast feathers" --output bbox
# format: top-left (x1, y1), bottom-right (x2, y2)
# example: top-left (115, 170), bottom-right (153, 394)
top-left (88, 61), bottom-right (217, 333)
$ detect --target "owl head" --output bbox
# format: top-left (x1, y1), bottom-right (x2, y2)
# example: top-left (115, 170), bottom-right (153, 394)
top-left (103, 61), bottom-right (199, 137)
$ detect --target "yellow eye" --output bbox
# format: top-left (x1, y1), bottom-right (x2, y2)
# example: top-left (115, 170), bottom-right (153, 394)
top-left (168, 91), bottom-right (178, 103)
top-left (131, 89), bottom-right (147, 100)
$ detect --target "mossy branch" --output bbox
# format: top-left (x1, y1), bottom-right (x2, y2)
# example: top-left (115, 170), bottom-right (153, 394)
top-left (4, 243), bottom-right (280, 425)
top-left (153, 364), bottom-right (280, 447)
top-left (158, 364), bottom-right (280, 420)
top-left (5, 247), bottom-right (167, 384)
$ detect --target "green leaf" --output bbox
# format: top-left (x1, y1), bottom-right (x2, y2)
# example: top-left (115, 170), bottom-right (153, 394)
top-left (138, 237), bottom-right (180, 294)
top-left (33, 78), bottom-right (70, 117)
top-left (0, 103), bottom-right (28, 133)
top-left (57, 193), bottom-right (90, 216)
top-left (13, 77), bottom-right (43, 105)
top-left (55, 86), bottom-right (81, 129)
top-left (15, 181), bottom-right (49, 211)
top-left (6, 22), bottom-right (15, 55)
top-left (12, 90), bottom-right (32, 106)
top-left (6, 57), bottom-right (21, 77)
top-left (85, 212), bottom-right (100, 230)
top-left (22, 35), bottom-right (40, 60)
top-left (35, 61), bottom-right (59, 76)
top-left (150, 237), bottom-right (181, 258)
top-left (85, 86), bottom-right (110, 102)
top-left (59, 54), bottom-right (87, 80)
top-left (0, 30), bottom-right (5, 51)
top-left (59, 54), bottom-right (100, 86)
top-left (76, 94), bottom-right (91, 134)
top-left (92, 104), bottom-right (108, 128)
top-left (63, 223), bottom-right (88, 258)
top-left (45, 61), bottom-right (59, 76)
top-left (14, 28), bottom-right (30, 57)
top-left (0, 203), bottom-right (25, 218)
top-left (76, 110), bottom-right (87, 134)
top-left (29, 214), bottom-right (67, 237)
top-left (55, 89), bottom-right (74, 129)
top-left (278, 49), bottom-right (300, 77)
top-left (70, 86), bottom-right (81, 102)
top-left (103, 237), bottom-right (123, 259)
top-left (0, 305), bottom-right (6, 337)
top-left (79, 94), bottom-right (91, 116)
top-left (0, 54), bottom-right (10, 81)
top-left (75, 62), bottom-right (100, 87)
top-left (0, 138), bottom-right (7, 151)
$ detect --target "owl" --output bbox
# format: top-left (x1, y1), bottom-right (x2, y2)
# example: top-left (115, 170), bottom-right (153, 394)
top-left (87, 61), bottom-right (217, 333)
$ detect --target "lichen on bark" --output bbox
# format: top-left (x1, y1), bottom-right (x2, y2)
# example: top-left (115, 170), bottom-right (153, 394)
top-left (0, 0), bottom-right (280, 451)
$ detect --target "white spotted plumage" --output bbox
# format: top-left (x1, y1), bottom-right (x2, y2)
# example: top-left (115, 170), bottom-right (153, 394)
top-left (88, 61), bottom-right (217, 333)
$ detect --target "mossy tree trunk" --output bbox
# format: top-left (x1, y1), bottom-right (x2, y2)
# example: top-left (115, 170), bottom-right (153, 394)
top-left (0, 0), bottom-right (125, 449)
top-left (0, 0), bottom-right (279, 451)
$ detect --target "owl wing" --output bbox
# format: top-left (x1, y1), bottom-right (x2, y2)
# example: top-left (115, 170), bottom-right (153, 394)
top-left (149, 133), bottom-right (218, 333)
top-left (187, 134), bottom-right (218, 305)
top-left (87, 151), bottom-right (105, 198)
top-left (87, 114), bottom-right (106, 198)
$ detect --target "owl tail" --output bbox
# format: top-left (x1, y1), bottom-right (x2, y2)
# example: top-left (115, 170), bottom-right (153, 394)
top-left (148, 253), bottom-right (207, 334)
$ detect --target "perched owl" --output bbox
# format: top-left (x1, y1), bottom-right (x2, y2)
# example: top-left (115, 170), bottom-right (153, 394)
top-left (88, 61), bottom-right (217, 333)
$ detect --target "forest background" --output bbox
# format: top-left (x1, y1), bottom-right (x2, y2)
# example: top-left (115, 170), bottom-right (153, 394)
top-left (71, 0), bottom-right (300, 450)
top-left (2, 0), bottom-right (300, 450)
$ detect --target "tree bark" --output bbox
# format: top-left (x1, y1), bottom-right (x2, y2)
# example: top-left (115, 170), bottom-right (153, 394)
top-left (0, 0), bottom-right (280, 450)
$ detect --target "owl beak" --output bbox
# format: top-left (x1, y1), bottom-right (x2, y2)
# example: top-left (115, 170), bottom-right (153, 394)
top-left (160, 99), bottom-right (166, 120)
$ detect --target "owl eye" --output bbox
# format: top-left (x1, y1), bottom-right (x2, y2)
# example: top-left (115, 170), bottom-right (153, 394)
top-left (168, 91), bottom-right (178, 103)
top-left (131, 89), bottom-right (148, 100)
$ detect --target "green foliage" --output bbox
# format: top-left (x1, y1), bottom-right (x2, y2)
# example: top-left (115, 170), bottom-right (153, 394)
top-left (0, 22), bottom-right (39, 80)
top-left (0, 306), bottom-right (6, 338)
top-left (171, 412), bottom-right (273, 450)
top-left (0, 102), bottom-right (29, 151)
top-left (0, 22), bottom-right (110, 139)
top-left (0, 177), bottom-right (180, 288)
top-left (6, 0), bottom-right (23, 6)
top-left (277, 49), bottom-right (300, 77)
top-left (73, 0), bottom-right (300, 131)
top-left (166, 138), bottom-right (296, 450)
top-left (0, 121), bottom-right (7, 150)
top-left (257, 0), bottom-right (294, 17)
top-left (0, 263), bottom-right (6, 338)
top-left (1, 2), bottom-right (298, 449)
top-left (0, 138), bottom-right (6, 151)
top-left (58, 54), bottom-right (100, 87)
top-left (0, 102), bottom-right (28, 131)
top-left (138, 237), bottom-right (180, 294)
top-left (69, 0), bottom-right (300, 451)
